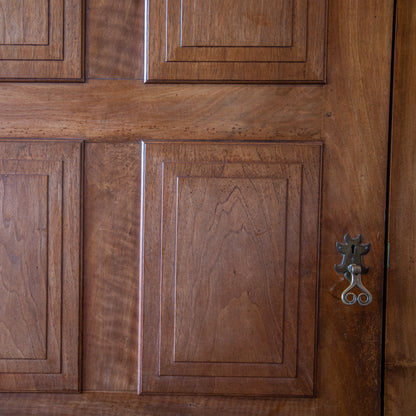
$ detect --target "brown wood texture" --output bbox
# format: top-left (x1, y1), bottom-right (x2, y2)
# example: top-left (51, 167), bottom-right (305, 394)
top-left (0, 0), bottom-right (48, 45)
top-left (0, 392), bottom-right (320, 415)
top-left (385, 0), bottom-right (416, 414)
top-left (317, 0), bottom-right (393, 413)
top-left (140, 141), bottom-right (321, 396)
top-left (145, 0), bottom-right (326, 82)
top-left (0, 174), bottom-right (48, 360)
top-left (83, 143), bottom-right (140, 392)
top-left (181, 0), bottom-right (293, 47)
top-left (0, 82), bottom-right (323, 141)
top-left (86, 0), bottom-right (142, 79)
top-left (0, 0), bottom-right (84, 81)
top-left (0, 140), bottom-right (82, 392)
top-left (0, 0), bottom-right (63, 61)
top-left (0, 0), bottom-right (395, 413)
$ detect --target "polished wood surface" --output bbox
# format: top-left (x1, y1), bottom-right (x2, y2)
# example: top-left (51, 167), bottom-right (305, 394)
top-left (0, 140), bottom-right (82, 392)
top-left (141, 141), bottom-right (321, 396)
top-left (0, 0), bottom-right (48, 44)
top-left (0, 0), bottom-right (395, 413)
top-left (145, 0), bottom-right (326, 82)
top-left (86, 0), bottom-right (142, 79)
top-left (83, 143), bottom-right (140, 392)
top-left (0, 0), bottom-right (84, 80)
top-left (0, 174), bottom-right (48, 360)
top-left (385, 0), bottom-right (416, 414)
top-left (0, 82), bottom-right (323, 141)
top-left (181, 0), bottom-right (293, 46)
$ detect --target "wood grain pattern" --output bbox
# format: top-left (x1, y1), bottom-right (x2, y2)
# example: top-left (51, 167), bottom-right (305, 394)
top-left (145, 0), bottom-right (326, 82)
top-left (0, 0), bottom-right (48, 45)
top-left (318, 0), bottom-right (393, 413)
top-left (385, 367), bottom-right (416, 415)
top-left (173, 177), bottom-right (289, 365)
top-left (0, 0), bottom-right (63, 61)
top-left (385, 0), bottom-right (416, 414)
top-left (140, 141), bottom-right (322, 396)
top-left (83, 143), bottom-right (141, 392)
top-left (181, 0), bottom-right (293, 47)
top-left (0, 392), bottom-right (320, 416)
top-left (0, 0), bottom-right (84, 81)
top-left (86, 0), bottom-right (142, 79)
top-left (0, 174), bottom-right (48, 360)
top-left (0, 0), bottom-right (396, 412)
top-left (0, 82), bottom-right (323, 141)
top-left (0, 140), bottom-right (82, 392)
top-left (166, 0), bottom-right (306, 63)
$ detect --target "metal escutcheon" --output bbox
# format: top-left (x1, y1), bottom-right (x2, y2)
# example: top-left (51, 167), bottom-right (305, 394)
top-left (335, 234), bottom-right (372, 306)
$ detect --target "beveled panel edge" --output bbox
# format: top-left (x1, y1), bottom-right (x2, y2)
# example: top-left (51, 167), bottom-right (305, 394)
top-left (139, 140), bottom-right (322, 396)
top-left (145, 0), bottom-right (327, 83)
top-left (0, 0), bottom-right (85, 82)
top-left (0, 140), bottom-right (84, 392)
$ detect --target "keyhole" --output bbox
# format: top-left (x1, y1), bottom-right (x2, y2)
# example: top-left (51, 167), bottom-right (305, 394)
top-left (351, 245), bottom-right (356, 254)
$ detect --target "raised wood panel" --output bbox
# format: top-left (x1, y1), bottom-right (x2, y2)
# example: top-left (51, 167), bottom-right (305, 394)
top-left (0, 0), bottom-right (48, 45)
top-left (145, 0), bottom-right (326, 82)
top-left (140, 141), bottom-right (322, 396)
top-left (0, 140), bottom-right (82, 392)
top-left (0, 0), bottom-right (84, 81)
top-left (166, 0), bottom-right (306, 62)
top-left (0, 174), bottom-right (48, 360)
top-left (181, 0), bottom-right (293, 47)
top-left (0, 0), bottom-right (63, 61)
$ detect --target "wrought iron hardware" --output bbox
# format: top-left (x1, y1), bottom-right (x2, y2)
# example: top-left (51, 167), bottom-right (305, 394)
top-left (335, 234), bottom-right (372, 306)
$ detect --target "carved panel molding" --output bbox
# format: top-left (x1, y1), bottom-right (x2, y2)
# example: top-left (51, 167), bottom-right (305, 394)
top-left (0, 140), bottom-right (83, 392)
top-left (145, 0), bottom-right (327, 82)
top-left (140, 141), bottom-right (322, 396)
top-left (0, 0), bottom-right (84, 80)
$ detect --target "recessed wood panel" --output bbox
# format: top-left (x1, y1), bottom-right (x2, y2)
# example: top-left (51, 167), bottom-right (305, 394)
top-left (0, 0), bottom-right (84, 81)
top-left (140, 141), bottom-right (322, 396)
top-left (0, 140), bottom-right (82, 392)
top-left (145, 0), bottom-right (326, 82)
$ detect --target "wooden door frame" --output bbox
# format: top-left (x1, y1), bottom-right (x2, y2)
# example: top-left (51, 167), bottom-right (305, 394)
top-left (384, 0), bottom-right (416, 414)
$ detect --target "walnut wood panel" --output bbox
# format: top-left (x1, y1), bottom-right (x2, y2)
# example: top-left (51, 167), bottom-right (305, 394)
top-left (83, 143), bottom-right (140, 392)
top-left (0, 82), bottom-right (323, 141)
top-left (0, 392), bottom-right (320, 416)
top-left (86, 0), bottom-right (143, 79)
top-left (0, 161), bottom-right (61, 375)
top-left (0, 140), bottom-right (82, 392)
top-left (140, 141), bottom-right (322, 396)
top-left (0, 174), bottom-right (48, 360)
top-left (181, 0), bottom-right (293, 47)
top-left (385, 0), bottom-right (416, 414)
top-left (145, 0), bottom-right (326, 82)
top-left (166, 0), bottom-right (306, 62)
top-left (0, 0), bottom-right (63, 61)
top-left (0, 0), bottom-right (48, 45)
top-left (0, 0), bottom-right (84, 81)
